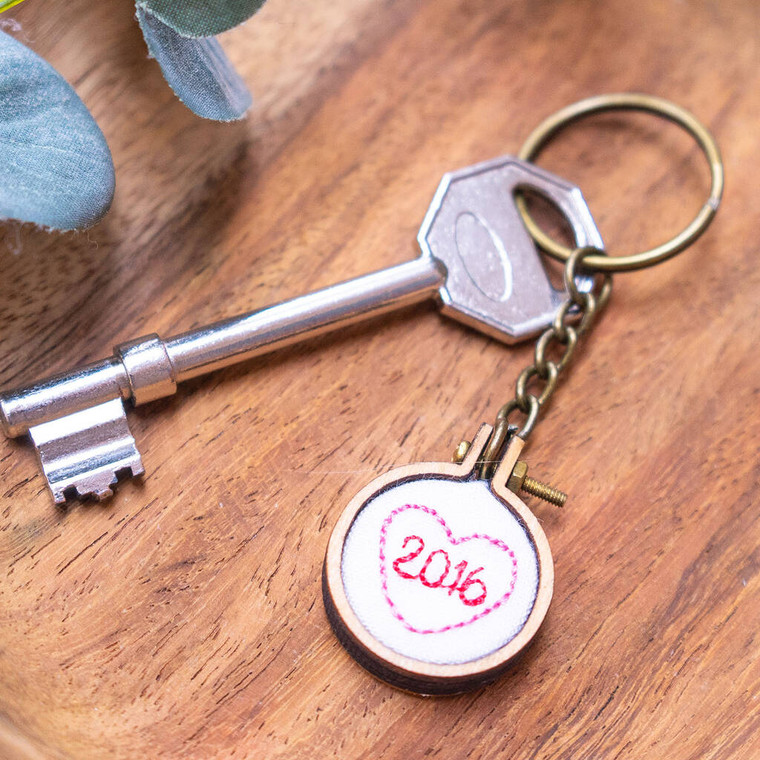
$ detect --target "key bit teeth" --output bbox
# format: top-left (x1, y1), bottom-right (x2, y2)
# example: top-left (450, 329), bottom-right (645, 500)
top-left (29, 398), bottom-right (143, 505)
top-left (54, 465), bottom-right (136, 505)
top-left (55, 471), bottom-right (121, 505)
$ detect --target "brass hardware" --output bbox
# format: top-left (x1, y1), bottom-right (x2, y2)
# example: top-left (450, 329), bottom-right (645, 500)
top-left (507, 460), bottom-right (529, 492)
top-left (489, 247), bottom-right (612, 442)
top-left (452, 440), bottom-right (471, 464)
top-left (516, 93), bottom-right (724, 272)
top-left (478, 417), bottom-right (519, 479)
top-left (472, 95), bottom-right (723, 500)
top-left (508, 460), bottom-right (567, 508)
top-left (455, 438), bottom-right (566, 507)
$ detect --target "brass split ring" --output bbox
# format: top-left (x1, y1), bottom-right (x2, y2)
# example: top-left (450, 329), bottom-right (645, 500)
top-left (517, 93), bottom-right (724, 272)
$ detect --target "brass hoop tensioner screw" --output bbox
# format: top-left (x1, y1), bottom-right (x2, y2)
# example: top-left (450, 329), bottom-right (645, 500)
top-left (523, 478), bottom-right (566, 507)
top-left (508, 460), bottom-right (567, 507)
top-left (453, 442), bottom-right (567, 507)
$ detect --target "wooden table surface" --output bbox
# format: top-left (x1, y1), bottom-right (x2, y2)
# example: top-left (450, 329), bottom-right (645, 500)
top-left (1, 1), bottom-right (758, 758)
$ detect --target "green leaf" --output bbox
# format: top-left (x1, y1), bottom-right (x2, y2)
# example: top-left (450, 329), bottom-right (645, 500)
top-left (0, 30), bottom-right (115, 230)
top-left (137, 7), bottom-right (252, 121)
top-left (136, 0), bottom-right (267, 38)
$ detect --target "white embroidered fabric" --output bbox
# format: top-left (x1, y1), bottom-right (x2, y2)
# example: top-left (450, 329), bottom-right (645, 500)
top-left (341, 478), bottom-right (539, 665)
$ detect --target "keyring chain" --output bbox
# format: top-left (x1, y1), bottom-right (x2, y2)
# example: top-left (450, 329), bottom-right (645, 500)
top-left (480, 246), bottom-right (612, 478)
top-left (479, 93), bottom-right (723, 479)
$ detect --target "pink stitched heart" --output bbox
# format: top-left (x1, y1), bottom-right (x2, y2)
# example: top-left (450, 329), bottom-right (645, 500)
top-left (379, 504), bottom-right (518, 634)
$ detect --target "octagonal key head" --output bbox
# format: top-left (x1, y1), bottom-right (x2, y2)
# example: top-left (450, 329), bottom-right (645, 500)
top-left (418, 156), bottom-right (603, 343)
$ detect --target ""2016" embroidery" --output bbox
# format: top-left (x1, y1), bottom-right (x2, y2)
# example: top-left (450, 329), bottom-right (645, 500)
top-left (392, 535), bottom-right (488, 606)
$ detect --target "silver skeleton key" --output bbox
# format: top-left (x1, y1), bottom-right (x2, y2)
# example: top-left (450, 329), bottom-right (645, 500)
top-left (0, 157), bottom-right (602, 504)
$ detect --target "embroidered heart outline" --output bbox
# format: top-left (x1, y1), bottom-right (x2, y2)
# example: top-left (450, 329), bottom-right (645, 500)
top-left (379, 503), bottom-right (518, 634)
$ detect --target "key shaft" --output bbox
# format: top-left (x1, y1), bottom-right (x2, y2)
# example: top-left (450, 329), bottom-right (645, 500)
top-left (0, 258), bottom-right (444, 437)
top-left (167, 257), bottom-right (443, 382)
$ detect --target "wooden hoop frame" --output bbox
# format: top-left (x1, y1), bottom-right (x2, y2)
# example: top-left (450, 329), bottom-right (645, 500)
top-left (323, 425), bottom-right (554, 694)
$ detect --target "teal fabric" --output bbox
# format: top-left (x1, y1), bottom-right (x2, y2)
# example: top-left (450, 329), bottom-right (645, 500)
top-left (0, 30), bottom-right (114, 229)
top-left (137, 6), bottom-right (252, 121)
top-left (0, 2), bottom-right (261, 230)
top-left (136, 0), bottom-right (267, 38)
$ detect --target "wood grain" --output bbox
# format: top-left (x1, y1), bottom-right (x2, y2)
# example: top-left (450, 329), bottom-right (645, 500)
top-left (1, 0), bottom-right (759, 757)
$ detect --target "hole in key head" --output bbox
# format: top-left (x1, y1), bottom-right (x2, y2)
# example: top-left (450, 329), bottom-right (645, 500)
top-left (513, 188), bottom-right (576, 291)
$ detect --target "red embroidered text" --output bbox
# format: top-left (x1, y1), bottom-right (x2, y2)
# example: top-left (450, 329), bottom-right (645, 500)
top-left (392, 535), bottom-right (488, 606)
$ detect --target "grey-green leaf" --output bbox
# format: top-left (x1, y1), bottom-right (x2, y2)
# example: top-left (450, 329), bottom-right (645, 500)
top-left (0, 30), bottom-right (115, 230)
top-left (136, 0), bottom-right (267, 39)
top-left (137, 6), bottom-right (252, 121)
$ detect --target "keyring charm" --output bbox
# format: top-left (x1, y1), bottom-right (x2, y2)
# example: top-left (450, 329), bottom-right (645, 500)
top-left (516, 93), bottom-right (724, 271)
top-left (322, 93), bottom-right (724, 694)
top-left (324, 427), bottom-right (552, 694)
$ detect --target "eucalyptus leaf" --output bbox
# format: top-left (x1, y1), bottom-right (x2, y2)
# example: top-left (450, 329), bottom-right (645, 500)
top-left (136, 0), bottom-right (266, 39)
top-left (137, 6), bottom-right (252, 121)
top-left (0, 30), bottom-right (115, 230)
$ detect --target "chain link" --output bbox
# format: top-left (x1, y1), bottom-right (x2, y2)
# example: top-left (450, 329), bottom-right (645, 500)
top-left (480, 246), bottom-right (612, 477)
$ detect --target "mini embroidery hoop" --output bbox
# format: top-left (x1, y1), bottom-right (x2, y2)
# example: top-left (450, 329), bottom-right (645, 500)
top-left (323, 426), bottom-right (553, 695)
